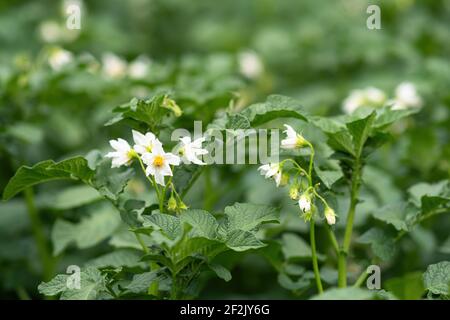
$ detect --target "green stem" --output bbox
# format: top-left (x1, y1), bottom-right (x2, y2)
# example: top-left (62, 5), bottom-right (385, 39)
top-left (310, 220), bottom-right (323, 294)
top-left (338, 159), bottom-right (361, 287)
top-left (135, 233), bottom-right (149, 254)
top-left (24, 188), bottom-right (54, 281)
top-left (353, 268), bottom-right (369, 288)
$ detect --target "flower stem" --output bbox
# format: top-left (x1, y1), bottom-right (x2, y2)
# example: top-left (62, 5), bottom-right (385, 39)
top-left (310, 220), bottom-right (323, 294)
top-left (24, 188), bottom-right (54, 281)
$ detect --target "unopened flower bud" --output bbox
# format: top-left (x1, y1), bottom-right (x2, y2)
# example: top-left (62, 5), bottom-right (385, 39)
top-left (167, 196), bottom-right (177, 211)
top-left (324, 206), bottom-right (336, 225)
top-left (289, 185), bottom-right (299, 200)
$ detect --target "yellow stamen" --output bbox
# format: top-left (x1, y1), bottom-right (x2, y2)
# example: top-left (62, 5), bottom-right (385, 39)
top-left (153, 155), bottom-right (164, 168)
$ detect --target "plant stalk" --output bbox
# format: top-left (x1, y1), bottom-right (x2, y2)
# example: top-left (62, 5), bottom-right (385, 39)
top-left (338, 159), bottom-right (361, 287)
top-left (310, 220), bottom-right (323, 294)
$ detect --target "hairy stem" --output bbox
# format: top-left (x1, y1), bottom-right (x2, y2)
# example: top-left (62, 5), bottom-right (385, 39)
top-left (310, 220), bottom-right (323, 294)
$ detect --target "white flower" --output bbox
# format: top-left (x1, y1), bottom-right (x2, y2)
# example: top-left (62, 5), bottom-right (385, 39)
top-left (132, 130), bottom-right (162, 155)
top-left (258, 162), bottom-right (282, 187)
top-left (365, 87), bottom-right (386, 105)
top-left (177, 136), bottom-right (208, 165)
top-left (392, 82), bottom-right (422, 110)
top-left (281, 124), bottom-right (307, 149)
top-left (128, 56), bottom-right (151, 79)
top-left (142, 144), bottom-right (180, 186)
top-left (105, 138), bottom-right (136, 168)
top-left (324, 206), bottom-right (336, 225)
top-left (239, 51), bottom-right (263, 79)
top-left (298, 194), bottom-right (312, 213)
top-left (48, 48), bottom-right (73, 71)
top-left (39, 21), bottom-right (63, 43)
top-left (102, 53), bottom-right (127, 79)
top-left (342, 87), bottom-right (386, 114)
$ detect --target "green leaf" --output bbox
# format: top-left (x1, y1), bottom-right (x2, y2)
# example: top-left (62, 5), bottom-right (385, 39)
top-left (278, 272), bottom-right (314, 291)
top-left (311, 287), bottom-right (379, 300)
top-left (408, 180), bottom-right (450, 211)
top-left (346, 111), bottom-right (376, 157)
top-left (208, 263), bottom-right (232, 282)
top-left (423, 261), bottom-right (450, 296)
top-left (225, 229), bottom-right (265, 251)
top-left (91, 159), bottom-right (134, 201)
top-left (51, 203), bottom-right (121, 255)
top-left (38, 185), bottom-right (101, 210)
top-left (358, 228), bottom-right (396, 261)
top-left (37, 274), bottom-right (69, 296)
top-left (180, 209), bottom-right (219, 240)
top-left (371, 202), bottom-right (412, 232)
top-left (281, 233), bottom-right (317, 260)
top-left (224, 202), bottom-right (279, 232)
top-left (239, 95), bottom-right (308, 127)
top-left (38, 268), bottom-right (107, 300)
top-left (314, 166), bottom-right (343, 189)
top-left (125, 271), bottom-right (159, 294)
top-left (385, 272), bottom-right (425, 300)
top-left (373, 107), bottom-right (418, 129)
top-left (85, 249), bottom-right (143, 269)
top-left (105, 94), bottom-right (177, 130)
top-left (3, 157), bottom-right (94, 200)
top-left (326, 130), bottom-right (355, 156)
top-left (142, 213), bottom-right (182, 240)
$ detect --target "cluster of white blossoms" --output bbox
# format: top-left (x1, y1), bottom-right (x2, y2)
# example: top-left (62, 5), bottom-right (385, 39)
top-left (342, 82), bottom-right (423, 114)
top-left (106, 130), bottom-right (208, 186)
top-left (391, 82), bottom-right (423, 110)
top-left (342, 87), bottom-right (387, 114)
top-left (101, 53), bottom-right (152, 80)
top-left (258, 124), bottom-right (336, 225)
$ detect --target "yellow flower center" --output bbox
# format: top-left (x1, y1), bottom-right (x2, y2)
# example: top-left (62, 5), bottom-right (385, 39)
top-left (153, 155), bottom-right (164, 168)
top-left (146, 144), bottom-right (153, 152)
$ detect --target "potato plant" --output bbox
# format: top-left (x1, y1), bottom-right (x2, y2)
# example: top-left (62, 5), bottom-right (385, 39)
top-left (0, 0), bottom-right (449, 301)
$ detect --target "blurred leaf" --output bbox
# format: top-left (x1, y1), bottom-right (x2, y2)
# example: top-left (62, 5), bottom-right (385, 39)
top-left (51, 203), bottom-right (121, 255)
top-left (384, 272), bottom-right (425, 300)
top-left (423, 261), bottom-right (450, 296)
top-left (208, 263), bottom-right (232, 282)
top-left (311, 287), bottom-right (378, 300)
top-left (358, 228), bottom-right (395, 261)
top-left (3, 157), bottom-right (94, 200)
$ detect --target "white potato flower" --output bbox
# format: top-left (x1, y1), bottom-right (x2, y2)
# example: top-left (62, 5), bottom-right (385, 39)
top-left (281, 124), bottom-right (307, 149)
top-left (342, 87), bottom-right (386, 114)
top-left (102, 53), bottom-right (127, 79)
top-left (258, 162), bottom-right (282, 187)
top-left (132, 130), bottom-right (162, 155)
top-left (39, 21), bottom-right (63, 43)
top-left (48, 48), bottom-right (73, 71)
top-left (142, 144), bottom-right (180, 186)
top-left (392, 82), bottom-right (422, 110)
top-left (128, 55), bottom-right (151, 79)
top-left (324, 206), bottom-right (336, 225)
top-left (298, 193), bottom-right (312, 213)
top-left (239, 51), bottom-right (263, 79)
top-left (177, 136), bottom-right (208, 165)
top-left (106, 138), bottom-right (136, 168)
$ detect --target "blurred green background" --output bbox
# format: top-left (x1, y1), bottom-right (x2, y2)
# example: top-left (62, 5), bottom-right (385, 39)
top-left (0, 0), bottom-right (449, 299)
